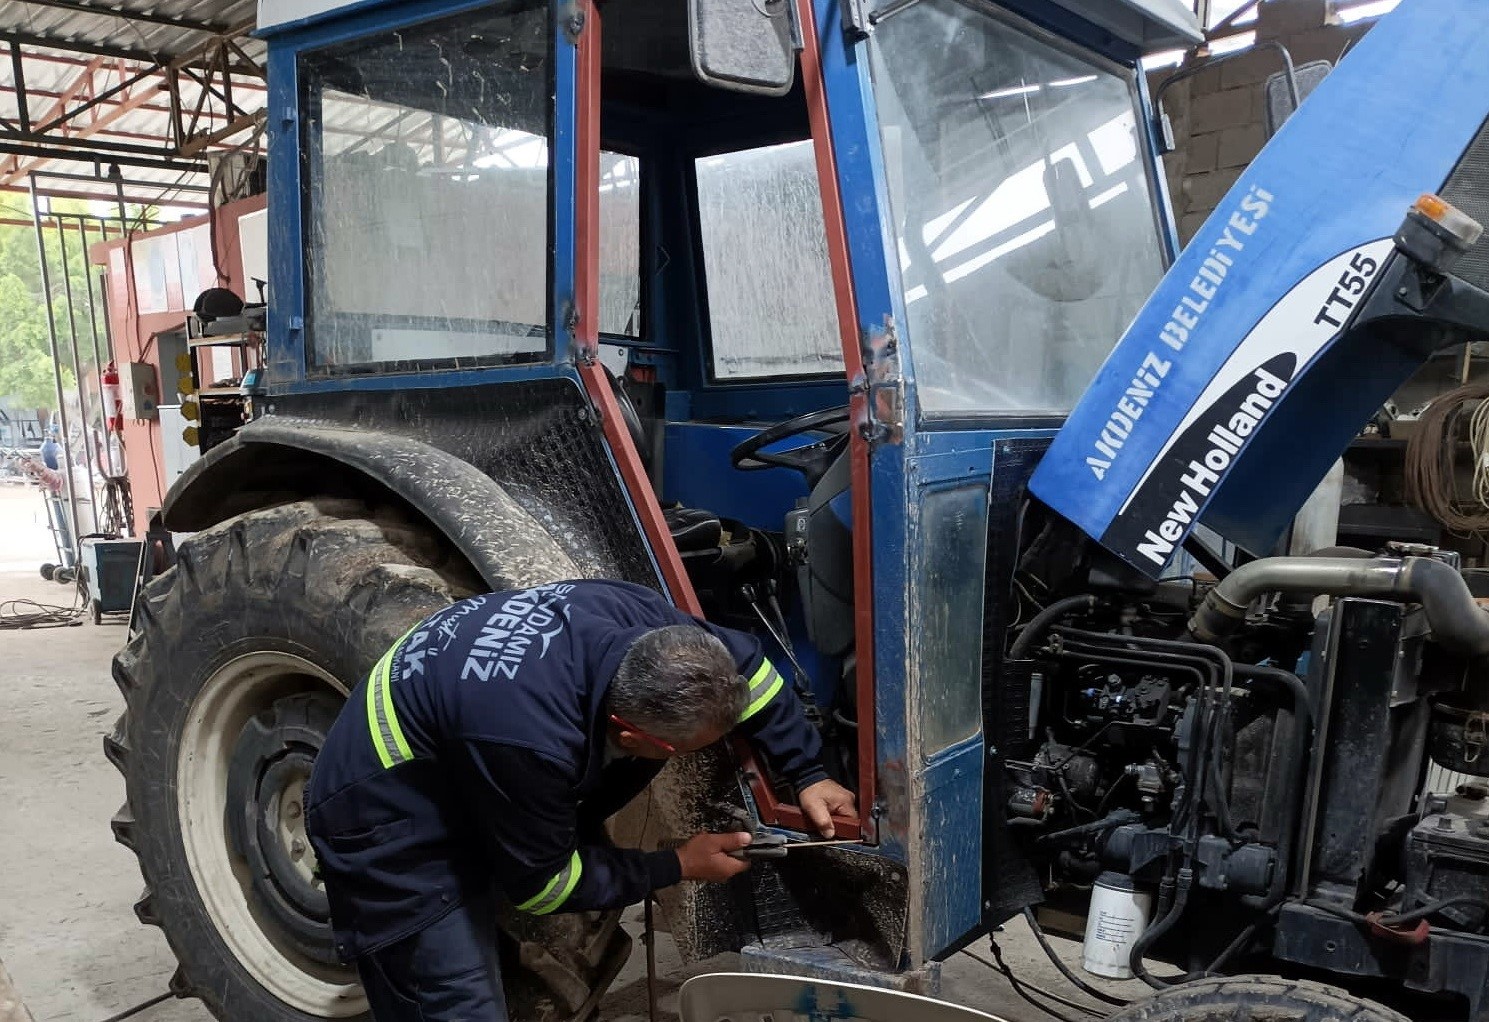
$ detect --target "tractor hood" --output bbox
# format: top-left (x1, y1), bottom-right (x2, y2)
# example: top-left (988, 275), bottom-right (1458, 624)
top-left (1030, 1), bottom-right (1489, 577)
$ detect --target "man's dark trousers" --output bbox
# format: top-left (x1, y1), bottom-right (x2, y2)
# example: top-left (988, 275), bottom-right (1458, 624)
top-left (353, 898), bottom-right (508, 1022)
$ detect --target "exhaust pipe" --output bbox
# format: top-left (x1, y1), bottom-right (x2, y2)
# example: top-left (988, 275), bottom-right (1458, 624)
top-left (1189, 556), bottom-right (1489, 658)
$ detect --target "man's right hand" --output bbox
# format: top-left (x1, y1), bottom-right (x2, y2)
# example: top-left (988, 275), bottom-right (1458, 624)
top-left (675, 831), bottom-right (753, 882)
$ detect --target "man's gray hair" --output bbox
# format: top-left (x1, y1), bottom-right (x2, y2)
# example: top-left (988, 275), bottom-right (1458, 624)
top-left (609, 625), bottom-right (744, 744)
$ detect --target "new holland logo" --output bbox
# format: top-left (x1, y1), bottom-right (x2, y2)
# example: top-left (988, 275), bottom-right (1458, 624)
top-left (1124, 360), bottom-right (1290, 567)
top-left (1095, 238), bottom-right (1392, 573)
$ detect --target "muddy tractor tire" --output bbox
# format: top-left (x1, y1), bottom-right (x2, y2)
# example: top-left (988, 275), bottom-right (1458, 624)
top-left (108, 498), bottom-right (630, 1021)
top-left (1107, 977), bottom-right (1410, 1022)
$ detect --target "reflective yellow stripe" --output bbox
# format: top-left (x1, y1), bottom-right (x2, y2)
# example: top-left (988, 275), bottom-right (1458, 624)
top-left (738, 658), bottom-right (785, 722)
top-left (367, 626), bottom-right (419, 769)
top-left (517, 851), bottom-right (583, 915)
top-left (366, 666), bottom-right (393, 769)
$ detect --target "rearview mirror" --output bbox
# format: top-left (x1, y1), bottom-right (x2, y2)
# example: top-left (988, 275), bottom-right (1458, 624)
top-left (1264, 59), bottom-right (1332, 138)
top-left (688, 0), bottom-right (795, 96)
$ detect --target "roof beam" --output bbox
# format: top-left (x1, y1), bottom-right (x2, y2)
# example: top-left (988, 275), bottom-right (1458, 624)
top-left (0, 29), bottom-right (259, 72)
top-left (0, 28), bottom-right (166, 65)
top-left (6, 0), bottom-right (234, 34)
top-left (0, 139), bottom-right (203, 173)
top-left (10, 43), bottom-right (29, 131)
top-left (0, 77), bottom-right (176, 185)
top-left (0, 181), bottom-right (208, 208)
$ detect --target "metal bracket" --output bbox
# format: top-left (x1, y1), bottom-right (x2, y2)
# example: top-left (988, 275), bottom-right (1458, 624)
top-left (562, 4), bottom-right (586, 45)
top-left (843, 0), bottom-right (873, 40)
top-left (856, 319), bottom-right (903, 445)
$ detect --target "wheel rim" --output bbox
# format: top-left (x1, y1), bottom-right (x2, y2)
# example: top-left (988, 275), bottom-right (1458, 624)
top-left (178, 650), bottom-right (367, 1017)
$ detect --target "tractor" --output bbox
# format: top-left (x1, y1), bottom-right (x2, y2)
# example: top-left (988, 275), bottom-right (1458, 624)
top-left (108, 0), bottom-right (1489, 1020)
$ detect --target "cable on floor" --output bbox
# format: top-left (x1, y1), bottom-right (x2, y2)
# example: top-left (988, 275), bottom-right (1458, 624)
top-left (96, 990), bottom-right (173, 1022)
top-left (0, 595), bottom-right (84, 629)
top-left (963, 940), bottom-right (1108, 1022)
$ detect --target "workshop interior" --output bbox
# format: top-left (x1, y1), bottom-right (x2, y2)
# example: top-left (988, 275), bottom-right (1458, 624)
top-left (7, 1), bottom-right (1489, 1021)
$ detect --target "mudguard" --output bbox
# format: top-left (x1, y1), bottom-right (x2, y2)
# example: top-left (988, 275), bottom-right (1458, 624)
top-left (162, 416), bottom-right (574, 589)
top-left (1030, 1), bottom-right (1489, 575)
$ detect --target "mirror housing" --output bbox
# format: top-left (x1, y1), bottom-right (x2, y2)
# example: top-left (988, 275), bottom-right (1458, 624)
top-left (1265, 59), bottom-right (1333, 138)
top-left (688, 0), bottom-right (795, 96)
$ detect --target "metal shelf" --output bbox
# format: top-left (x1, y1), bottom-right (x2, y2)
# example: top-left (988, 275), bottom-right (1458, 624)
top-left (187, 333), bottom-right (259, 348)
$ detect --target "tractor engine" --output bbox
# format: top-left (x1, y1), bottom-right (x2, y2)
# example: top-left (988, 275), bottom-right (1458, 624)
top-left (1001, 537), bottom-right (1489, 1013)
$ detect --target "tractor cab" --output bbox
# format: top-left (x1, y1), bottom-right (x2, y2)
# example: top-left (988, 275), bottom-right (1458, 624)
top-left (122, 0), bottom-right (1199, 1017)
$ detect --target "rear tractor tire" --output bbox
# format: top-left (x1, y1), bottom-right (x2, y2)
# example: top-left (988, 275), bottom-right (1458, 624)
top-left (108, 498), bottom-right (629, 1021)
top-left (1107, 976), bottom-right (1410, 1022)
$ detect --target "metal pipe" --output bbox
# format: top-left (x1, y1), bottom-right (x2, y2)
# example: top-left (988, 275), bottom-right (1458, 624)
top-left (54, 215), bottom-right (101, 525)
top-left (1189, 555), bottom-right (1489, 659)
top-left (28, 174), bottom-right (80, 566)
top-left (0, 140), bottom-right (206, 173)
top-left (76, 218), bottom-right (114, 481)
top-left (32, 168), bottom-right (211, 192)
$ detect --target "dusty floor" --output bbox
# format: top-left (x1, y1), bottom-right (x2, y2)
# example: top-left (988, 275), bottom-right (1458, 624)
top-left (0, 484), bottom-right (1140, 1022)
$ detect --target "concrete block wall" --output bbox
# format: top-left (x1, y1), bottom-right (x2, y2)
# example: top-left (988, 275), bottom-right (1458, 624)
top-left (1149, 0), bottom-right (1377, 244)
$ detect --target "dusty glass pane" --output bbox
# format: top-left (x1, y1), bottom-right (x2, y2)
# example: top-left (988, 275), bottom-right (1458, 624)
top-left (302, 3), bottom-right (550, 368)
top-left (915, 482), bottom-right (989, 754)
top-left (870, 1), bottom-right (1167, 414)
top-left (600, 153), bottom-right (642, 338)
top-left (695, 141), bottom-right (843, 380)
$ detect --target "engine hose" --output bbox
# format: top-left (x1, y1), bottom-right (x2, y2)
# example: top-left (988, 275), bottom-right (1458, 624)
top-left (1307, 894), bottom-right (1489, 929)
top-left (1189, 555), bottom-right (1489, 660)
top-left (1033, 810), bottom-right (1142, 848)
top-left (1022, 907), bottom-right (1131, 1007)
top-left (1130, 867), bottom-right (1193, 989)
top-left (1010, 595), bottom-right (1098, 661)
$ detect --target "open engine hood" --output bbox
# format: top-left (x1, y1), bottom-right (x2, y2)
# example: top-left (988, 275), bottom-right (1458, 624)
top-left (1030, 2), bottom-right (1489, 577)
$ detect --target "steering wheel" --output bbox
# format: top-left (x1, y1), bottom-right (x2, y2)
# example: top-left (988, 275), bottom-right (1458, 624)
top-left (730, 406), bottom-right (851, 489)
top-left (603, 364), bottom-right (649, 466)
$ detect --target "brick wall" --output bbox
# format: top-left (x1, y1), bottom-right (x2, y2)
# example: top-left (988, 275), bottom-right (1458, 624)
top-left (1149, 0), bottom-right (1378, 245)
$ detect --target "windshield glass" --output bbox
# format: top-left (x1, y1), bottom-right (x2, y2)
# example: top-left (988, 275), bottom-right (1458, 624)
top-left (868, 0), bottom-right (1167, 416)
top-left (300, 2), bottom-right (553, 370)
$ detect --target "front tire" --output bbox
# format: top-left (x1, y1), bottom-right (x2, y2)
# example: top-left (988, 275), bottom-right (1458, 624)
top-left (109, 498), bottom-right (629, 1021)
top-left (1107, 976), bottom-right (1410, 1022)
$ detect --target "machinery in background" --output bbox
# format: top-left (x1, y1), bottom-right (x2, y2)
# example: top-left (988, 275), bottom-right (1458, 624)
top-left (105, 2), bottom-right (1489, 1022)
top-left (79, 536), bottom-right (143, 624)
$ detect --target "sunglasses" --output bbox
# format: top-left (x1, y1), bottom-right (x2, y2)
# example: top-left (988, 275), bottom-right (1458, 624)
top-left (608, 713), bottom-right (678, 755)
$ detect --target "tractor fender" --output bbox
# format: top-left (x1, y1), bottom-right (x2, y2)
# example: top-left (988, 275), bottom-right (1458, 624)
top-left (162, 416), bottom-right (577, 590)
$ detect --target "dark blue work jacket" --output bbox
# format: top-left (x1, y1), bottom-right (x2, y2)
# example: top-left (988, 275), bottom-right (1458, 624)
top-left (306, 579), bottom-right (826, 959)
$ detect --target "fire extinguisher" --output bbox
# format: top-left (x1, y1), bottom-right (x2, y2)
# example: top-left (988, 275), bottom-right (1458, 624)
top-left (100, 360), bottom-right (126, 477)
top-left (101, 361), bottom-right (123, 434)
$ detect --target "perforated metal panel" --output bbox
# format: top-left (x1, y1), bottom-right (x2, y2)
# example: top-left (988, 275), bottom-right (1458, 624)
top-left (273, 378), bottom-right (657, 586)
top-left (1441, 116), bottom-right (1489, 292)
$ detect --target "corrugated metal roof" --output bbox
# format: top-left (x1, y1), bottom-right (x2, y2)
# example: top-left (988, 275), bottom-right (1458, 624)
top-left (1, 1), bottom-right (261, 62)
top-left (0, 0), bottom-right (265, 211)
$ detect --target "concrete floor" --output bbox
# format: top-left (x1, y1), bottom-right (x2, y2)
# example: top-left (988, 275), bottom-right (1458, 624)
top-left (0, 484), bottom-right (1140, 1022)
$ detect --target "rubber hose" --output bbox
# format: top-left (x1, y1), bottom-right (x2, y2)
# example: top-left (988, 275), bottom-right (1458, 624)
top-left (1130, 869), bottom-right (1192, 989)
top-left (1189, 556), bottom-right (1489, 660)
top-left (1010, 595), bottom-right (1098, 661)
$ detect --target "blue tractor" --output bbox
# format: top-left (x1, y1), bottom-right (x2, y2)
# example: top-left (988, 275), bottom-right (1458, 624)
top-left (108, 0), bottom-right (1489, 1020)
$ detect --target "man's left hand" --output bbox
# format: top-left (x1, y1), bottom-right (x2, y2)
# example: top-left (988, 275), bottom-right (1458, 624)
top-left (799, 779), bottom-right (857, 838)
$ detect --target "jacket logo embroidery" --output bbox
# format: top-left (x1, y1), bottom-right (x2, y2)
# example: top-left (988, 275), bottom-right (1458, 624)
top-left (461, 583), bottom-right (577, 682)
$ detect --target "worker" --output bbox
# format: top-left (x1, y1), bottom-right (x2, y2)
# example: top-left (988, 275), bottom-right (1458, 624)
top-left (306, 578), bottom-right (856, 1022)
